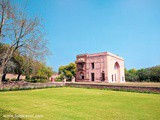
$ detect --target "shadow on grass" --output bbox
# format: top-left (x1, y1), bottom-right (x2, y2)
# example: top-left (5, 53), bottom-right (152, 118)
top-left (0, 108), bottom-right (24, 120)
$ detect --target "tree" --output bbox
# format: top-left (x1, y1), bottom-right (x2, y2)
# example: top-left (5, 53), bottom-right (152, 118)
top-left (58, 63), bottom-right (76, 81)
top-left (128, 69), bottom-right (137, 74)
top-left (0, 43), bottom-right (16, 81)
top-left (125, 68), bottom-right (139, 82)
top-left (45, 67), bottom-right (53, 80)
top-left (36, 63), bottom-right (53, 80)
top-left (55, 74), bottom-right (64, 82)
top-left (0, 0), bottom-right (49, 84)
top-left (13, 52), bottom-right (31, 81)
top-left (2, 57), bottom-right (16, 81)
top-left (149, 66), bottom-right (160, 82)
top-left (30, 61), bottom-right (53, 82)
top-left (125, 66), bottom-right (160, 82)
top-left (137, 69), bottom-right (151, 82)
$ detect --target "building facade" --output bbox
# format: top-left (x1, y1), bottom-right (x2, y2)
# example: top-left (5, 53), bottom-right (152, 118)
top-left (76, 52), bottom-right (125, 83)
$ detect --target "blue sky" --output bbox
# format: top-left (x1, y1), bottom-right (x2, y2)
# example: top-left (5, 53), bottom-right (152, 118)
top-left (17, 0), bottom-right (160, 71)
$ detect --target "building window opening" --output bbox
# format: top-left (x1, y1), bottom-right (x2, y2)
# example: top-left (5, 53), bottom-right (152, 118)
top-left (114, 62), bottom-right (120, 70)
top-left (101, 71), bottom-right (105, 81)
top-left (78, 64), bottom-right (83, 69)
top-left (115, 74), bottom-right (116, 81)
top-left (80, 72), bottom-right (84, 80)
top-left (112, 75), bottom-right (113, 82)
top-left (91, 63), bottom-right (94, 69)
top-left (91, 73), bottom-right (95, 81)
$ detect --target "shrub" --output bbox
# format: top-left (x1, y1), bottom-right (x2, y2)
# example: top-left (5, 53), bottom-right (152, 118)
top-left (31, 75), bottom-right (47, 80)
top-left (2, 78), bottom-right (9, 82)
top-left (55, 74), bottom-right (64, 82)
top-left (26, 75), bottom-right (31, 80)
top-left (10, 78), bottom-right (17, 81)
top-left (25, 75), bottom-right (48, 83)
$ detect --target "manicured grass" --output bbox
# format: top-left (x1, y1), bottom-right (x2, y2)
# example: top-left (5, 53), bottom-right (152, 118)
top-left (0, 87), bottom-right (160, 120)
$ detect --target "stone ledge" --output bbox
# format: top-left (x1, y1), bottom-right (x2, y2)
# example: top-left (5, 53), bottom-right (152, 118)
top-left (65, 83), bottom-right (160, 93)
top-left (0, 82), bottom-right (65, 90)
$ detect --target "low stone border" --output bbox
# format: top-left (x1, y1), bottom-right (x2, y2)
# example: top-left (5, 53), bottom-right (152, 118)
top-left (0, 82), bottom-right (65, 91)
top-left (65, 83), bottom-right (160, 93)
top-left (1, 82), bottom-right (160, 93)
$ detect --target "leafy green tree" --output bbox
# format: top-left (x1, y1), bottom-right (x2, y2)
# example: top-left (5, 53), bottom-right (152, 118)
top-left (13, 53), bottom-right (28, 80)
top-left (58, 63), bottom-right (76, 81)
top-left (148, 66), bottom-right (160, 82)
top-left (137, 69), bottom-right (151, 82)
top-left (128, 69), bottom-right (137, 74)
top-left (55, 74), bottom-right (64, 82)
top-left (32, 62), bottom-right (53, 81)
top-left (125, 68), bottom-right (139, 82)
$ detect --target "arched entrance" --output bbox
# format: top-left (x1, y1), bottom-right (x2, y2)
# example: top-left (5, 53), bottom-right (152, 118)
top-left (79, 72), bottom-right (84, 79)
top-left (114, 62), bottom-right (120, 82)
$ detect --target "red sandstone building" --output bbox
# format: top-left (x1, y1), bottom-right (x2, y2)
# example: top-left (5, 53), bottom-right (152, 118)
top-left (76, 52), bottom-right (125, 83)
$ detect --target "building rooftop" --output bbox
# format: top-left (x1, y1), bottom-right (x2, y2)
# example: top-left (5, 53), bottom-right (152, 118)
top-left (77, 51), bottom-right (124, 60)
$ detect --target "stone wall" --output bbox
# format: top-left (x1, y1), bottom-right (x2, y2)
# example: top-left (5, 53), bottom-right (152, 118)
top-left (0, 82), bottom-right (160, 94)
top-left (0, 82), bottom-right (64, 90)
top-left (65, 83), bottom-right (160, 93)
top-left (6, 74), bottom-right (26, 80)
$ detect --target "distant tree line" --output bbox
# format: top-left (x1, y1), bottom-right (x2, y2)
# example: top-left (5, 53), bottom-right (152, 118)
top-left (125, 66), bottom-right (160, 82)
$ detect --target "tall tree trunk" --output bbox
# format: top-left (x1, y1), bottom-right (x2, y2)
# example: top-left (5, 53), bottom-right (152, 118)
top-left (2, 73), bottom-right (6, 81)
top-left (0, 67), bottom-right (4, 85)
top-left (17, 73), bottom-right (21, 81)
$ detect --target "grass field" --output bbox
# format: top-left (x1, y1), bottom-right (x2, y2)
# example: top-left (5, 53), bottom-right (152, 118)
top-left (0, 87), bottom-right (160, 120)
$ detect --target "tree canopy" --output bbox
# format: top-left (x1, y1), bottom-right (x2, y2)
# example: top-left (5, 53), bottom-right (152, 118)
top-left (56, 63), bottom-right (76, 81)
top-left (125, 66), bottom-right (160, 82)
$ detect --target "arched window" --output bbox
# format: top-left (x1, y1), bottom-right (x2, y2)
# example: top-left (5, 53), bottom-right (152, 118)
top-left (114, 62), bottom-right (120, 70)
top-left (114, 62), bottom-right (120, 82)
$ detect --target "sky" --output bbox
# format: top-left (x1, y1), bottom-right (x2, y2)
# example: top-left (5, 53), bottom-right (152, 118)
top-left (16, 0), bottom-right (160, 71)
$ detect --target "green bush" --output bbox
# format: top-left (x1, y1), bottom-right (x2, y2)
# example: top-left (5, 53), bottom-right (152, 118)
top-left (25, 79), bottom-right (37, 83)
top-left (25, 75), bottom-right (48, 83)
top-left (10, 78), bottom-right (18, 81)
top-left (25, 78), bottom-right (47, 83)
top-left (55, 74), bottom-right (64, 82)
top-left (31, 75), bottom-right (47, 80)
top-left (26, 75), bottom-right (31, 80)
top-left (2, 78), bottom-right (9, 82)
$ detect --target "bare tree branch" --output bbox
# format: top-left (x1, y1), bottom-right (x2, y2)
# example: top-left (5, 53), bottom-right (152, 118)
top-left (0, 0), bottom-right (50, 84)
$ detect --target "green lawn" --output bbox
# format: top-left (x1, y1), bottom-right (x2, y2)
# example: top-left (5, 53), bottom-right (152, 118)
top-left (0, 87), bottom-right (160, 120)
